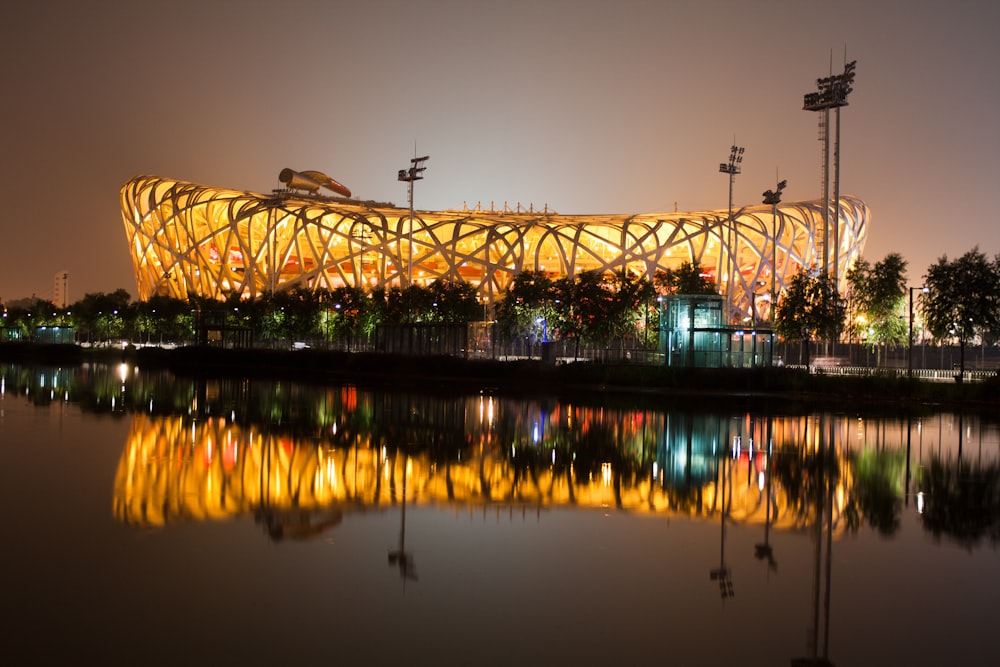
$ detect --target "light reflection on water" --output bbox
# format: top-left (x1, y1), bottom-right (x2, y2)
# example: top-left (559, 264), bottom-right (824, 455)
top-left (1, 362), bottom-right (998, 666)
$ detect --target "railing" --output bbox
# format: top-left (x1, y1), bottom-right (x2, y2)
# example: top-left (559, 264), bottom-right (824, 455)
top-left (788, 363), bottom-right (996, 383)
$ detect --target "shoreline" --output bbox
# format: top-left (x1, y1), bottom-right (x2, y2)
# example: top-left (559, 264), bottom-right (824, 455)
top-left (1, 342), bottom-right (997, 412)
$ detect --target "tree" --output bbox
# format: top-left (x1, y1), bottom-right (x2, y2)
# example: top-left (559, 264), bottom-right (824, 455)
top-left (846, 253), bottom-right (908, 366)
top-left (606, 270), bottom-right (655, 348)
top-left (323, 286), bottom-right (370, 347)
top-left (559, 270), bottom-right (613, 346)
top-left (268, 287), bottom-right (322, 340)
top-left (133, 294), bottom-right (190, 344)
top-left (426, 279), bottom-right (482, 323)
top-left (654, 260), bottom-right (717, 296)
top-left (370, 286), bottom-right (404, 326)
top-left (774, 268), bottom-right (846, 366)
top-left (73, 290), bottom-right (132, 344)
top-left (922, 247), bottom-right (1000, 380)
top-left (2, 301), bottom-right (50, 340)
top-left (495, 271), bottom-right (556, 344)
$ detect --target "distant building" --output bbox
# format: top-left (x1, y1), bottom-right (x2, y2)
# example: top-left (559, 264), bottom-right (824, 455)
top-left (53, 271), bottom-right (69, 308)
top-left (35, 325), bottom-right (75, 344)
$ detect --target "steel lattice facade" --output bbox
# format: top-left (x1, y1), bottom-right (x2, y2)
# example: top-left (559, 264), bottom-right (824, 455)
top-left (120, 174), bottom-right (868, 317)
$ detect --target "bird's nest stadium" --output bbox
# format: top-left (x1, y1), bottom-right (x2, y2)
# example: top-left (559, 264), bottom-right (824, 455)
top-left (120, 172), bottom-right (868, 320)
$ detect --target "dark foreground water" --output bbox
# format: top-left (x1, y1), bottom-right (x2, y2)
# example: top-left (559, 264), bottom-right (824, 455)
top-left (1, 362), bottom-right (997, 666)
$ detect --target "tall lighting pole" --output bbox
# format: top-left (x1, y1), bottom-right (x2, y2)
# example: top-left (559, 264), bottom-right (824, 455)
top-left (762, 179), bottom-right (787, 323)
top-left (908, 285), bottom-right (928, 378)
top-left (719, 144), bottom-right (744, 321)
top-left (398, 155), bottom-right (429, 287)
top-left (803, 60), bottom-right (856, 287)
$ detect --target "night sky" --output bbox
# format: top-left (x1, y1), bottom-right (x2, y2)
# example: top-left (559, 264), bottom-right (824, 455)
top-left (2, 0), bottom-right (997, 302)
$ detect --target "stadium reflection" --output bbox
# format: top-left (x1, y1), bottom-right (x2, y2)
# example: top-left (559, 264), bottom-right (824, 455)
top-left (3, 361), bottom-right (995, 553)
top-left (3, 360), bottom-right (1000, 664)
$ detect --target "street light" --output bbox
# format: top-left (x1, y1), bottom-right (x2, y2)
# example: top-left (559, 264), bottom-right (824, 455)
top-left (750, 281), bottom-right (767, 328)
top-left (719, 144), bottom-right (744, 320)
top-left (535, 316), bottom-right (548, 343)
top-left (398, 155), bottom-right (429, 287)
top-left (908, 285), bottom-right (929, 378)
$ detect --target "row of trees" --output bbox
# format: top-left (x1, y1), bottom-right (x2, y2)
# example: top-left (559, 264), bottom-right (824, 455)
top-left (1, 283), bottom-right (484, 348)
top-left (3, 247), bottom-right (999, 371)
top-left (493, 262), bottom-right (715, 351)
top-left (0, 263), bottom-right (715, 351)
top-left (774, 247), bottom-right (1000, 374)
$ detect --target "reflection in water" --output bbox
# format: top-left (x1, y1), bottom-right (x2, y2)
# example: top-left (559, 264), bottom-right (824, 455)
top-left (112, 403), bottom-right (866, 540)
top-left (709, 448), bottom-right (735, 600)
top-left (4, 361), bottom-right (999, 545)
top-left (754, 416), bottom-right (778, 574)
top-left (921, 453), bottom-right (1000, 548)
top-left (4, 361), bottom-right (998, 553)
top-left (388, 452), bottom-right (418, 583)
top-left (4, 361), bottom-right (1000, 664)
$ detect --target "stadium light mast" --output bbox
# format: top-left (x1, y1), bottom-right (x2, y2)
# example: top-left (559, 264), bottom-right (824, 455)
top-left (398, 155), bottom-right (429, 287)
top-left (762, 178), bottom-right (787, 320)
top-left (803, 59), bottom-right (856, 287)
top-left (720, 144), bottom-right (744, 321)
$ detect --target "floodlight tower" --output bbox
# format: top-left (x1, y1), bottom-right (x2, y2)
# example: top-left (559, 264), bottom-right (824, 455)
top-left (762, 178), bottom-right (787, 318)
top-left (803, 59), bottom-right (856, 287)
top-left (398, 155), bottom-right (429, 286)
top-left (719, 144), bottom-right (744, 320)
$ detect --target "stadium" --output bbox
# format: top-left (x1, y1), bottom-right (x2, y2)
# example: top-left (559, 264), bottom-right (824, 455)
top-left (120, 172), bottom-right (868, 321)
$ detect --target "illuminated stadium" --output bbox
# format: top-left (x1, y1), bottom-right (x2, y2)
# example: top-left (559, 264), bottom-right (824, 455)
top-left (120, 172), bottom-right (868, 319)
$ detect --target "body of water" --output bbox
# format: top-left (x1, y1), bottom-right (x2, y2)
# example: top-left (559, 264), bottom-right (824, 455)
top-left (1, 362), bottom-right (997, 666)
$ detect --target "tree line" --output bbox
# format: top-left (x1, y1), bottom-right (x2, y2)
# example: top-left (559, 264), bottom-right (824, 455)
top-left (775, 247), bottom-right (1000, 375)
top-left (3, 247), bottom-right (999, 373)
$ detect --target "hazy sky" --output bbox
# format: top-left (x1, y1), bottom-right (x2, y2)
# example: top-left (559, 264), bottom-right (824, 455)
top-left (2, 0), bottom-right (998, 302)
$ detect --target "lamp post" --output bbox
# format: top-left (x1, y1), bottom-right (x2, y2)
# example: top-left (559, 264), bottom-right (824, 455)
top-left (719, 144), bottom-right (744, 321)
top-left (535, 316), bottom-right (548, 343)
top-left (352, 223), bottom-right (372, 288)
top-left (762, 178), bottom-right (787, 321)
top-left (264, 193), bottom-right (284, 295)
top-left (398, 155), bottom-right (429, 287)
top-left (750, 281), bottom-right (768, 329)
top-left (908, 286), bottom-right (928, 378)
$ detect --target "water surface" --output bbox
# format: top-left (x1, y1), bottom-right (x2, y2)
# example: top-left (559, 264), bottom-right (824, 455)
top-left (1, 363), bottom-right (997, 665)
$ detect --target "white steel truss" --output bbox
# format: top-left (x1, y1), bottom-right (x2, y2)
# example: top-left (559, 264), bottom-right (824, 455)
top-left (121, 175), bottom-right (868, 319)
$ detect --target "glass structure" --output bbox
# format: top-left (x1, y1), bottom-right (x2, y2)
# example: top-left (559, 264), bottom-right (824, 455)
top-left (120, 174), bottom-right (869, 318)
top-left (659, 294), bottom-right (772, 368)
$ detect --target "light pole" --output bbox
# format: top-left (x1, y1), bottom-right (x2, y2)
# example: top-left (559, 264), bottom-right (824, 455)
top-left (750, 281), bottom-right (768, 329)
top-left (762, 178), bottom-right (787, 321)
top-left (535, 316), bottom-right (548, 343)
top-left (264, 193), bottom-right (284, 295)
top-left (803, 60), bottom-right (856, 286)
top-left (719, 144), bottom-right (744, 321)
top-left (398, 155), bottom-right (429, 287)
top-left (908, 285), bottom-right (928, 378)
top-left (352, 223), bottom-right (372, 288)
